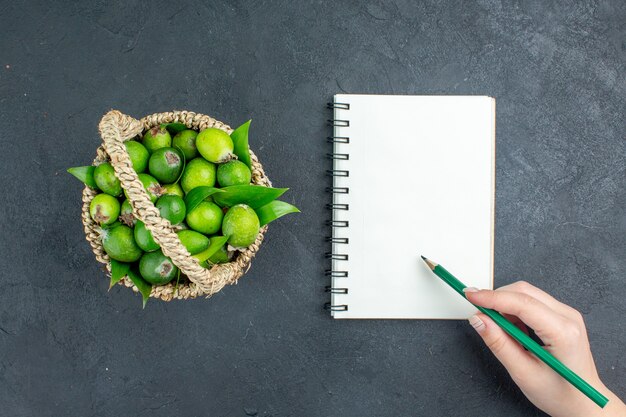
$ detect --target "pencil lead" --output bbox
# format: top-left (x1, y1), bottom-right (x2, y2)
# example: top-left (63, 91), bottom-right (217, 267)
top-left (421, 256), bottom-right (437, 270)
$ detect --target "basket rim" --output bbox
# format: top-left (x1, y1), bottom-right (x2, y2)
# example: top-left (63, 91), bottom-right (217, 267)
top-left (82, 109), bottom-right (271, 301)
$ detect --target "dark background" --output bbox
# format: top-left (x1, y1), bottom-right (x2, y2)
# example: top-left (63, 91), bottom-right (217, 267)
top-left (1, 1), bottom-right (624, 416)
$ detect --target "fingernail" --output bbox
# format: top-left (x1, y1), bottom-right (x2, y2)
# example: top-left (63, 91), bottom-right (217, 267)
top-left (463, 287), bottom-right (479, 293)
top-left (468, 315), bottom-right (486, 333)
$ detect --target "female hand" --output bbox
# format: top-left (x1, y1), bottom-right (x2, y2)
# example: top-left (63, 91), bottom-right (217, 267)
top-left (464, 281), bottom-right (626, 417)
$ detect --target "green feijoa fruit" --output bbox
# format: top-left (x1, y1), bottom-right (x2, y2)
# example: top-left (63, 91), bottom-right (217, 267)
top-left (161, 183), bottom-right (184, 198)
top-left (94, 163), bottom-right (122, 197)
top-left (134, 220), bottom-right (160, 252)
top-left (208, 244), bottom-right (230, 264)
top-left (124, 140), bottom-right (149, 173)
top-left (119, 199), bottom-right (136, 226)
top-left (172, 129), bottom-right (199, 160)
top-left (139, 250), bottom-right (178, 285)
top-left (217, 160), bottom-right (252, 187)
top-left (180, 158), bottom-right (216, 193)
top-left (89, 193), bottom-right (121, 225)
top-left (176, 230), bottom-right (210, 255)
top-left (222, 204), bottom-right (260, 248)
top-left (156, 194), bottom-right (186, 225)
top-left (102, 224), bottom-right (142, 262)
top-left (124, 173), bottom-right (161, 203)
top-left (186, 201), bottom-right (223, 234)
top-left (196, 128), bottom-right (234, 163)
top-left (148, 147), bottom-right (184, 184)
top-left (142, 126), bottom-right (172, 153)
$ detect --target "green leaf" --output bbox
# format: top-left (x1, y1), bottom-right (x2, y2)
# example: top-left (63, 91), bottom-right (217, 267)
top-left (67, 166), bottom-right (98, 188)
top-left (160, 122), bottom-right (187, 135)
top-left (213, 185), bottom-right (287, 209)
top-left (255, 200), bottom-right (300, 227)
top-left (109, 260), bottom-right (130, 290)
top-left (230, 120), bottom-right (252, 168)
top-left (127, 269), bottom-right (152, 308)
top-left (184, 186), bottom-right (224, 213)
top-left (192, 236), bottom-right (229, 263)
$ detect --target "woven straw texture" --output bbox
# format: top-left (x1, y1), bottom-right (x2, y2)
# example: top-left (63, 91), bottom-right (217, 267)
top-left (81, 110), bottom-right (270, 301)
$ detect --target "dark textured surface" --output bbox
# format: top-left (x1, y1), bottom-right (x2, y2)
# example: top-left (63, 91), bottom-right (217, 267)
top-left (0, 1), bottom-right (624, 416)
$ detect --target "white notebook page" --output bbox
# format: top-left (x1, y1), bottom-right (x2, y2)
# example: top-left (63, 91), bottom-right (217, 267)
top-left (331, 94), bottom-right (495, 319)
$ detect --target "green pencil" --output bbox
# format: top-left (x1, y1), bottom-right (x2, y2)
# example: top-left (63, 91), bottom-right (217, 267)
top-left (420, 255), bottom-right (609, 408)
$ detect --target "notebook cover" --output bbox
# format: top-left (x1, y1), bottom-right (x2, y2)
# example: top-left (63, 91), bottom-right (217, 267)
top-left (329, 94), bottom-right (495, 319)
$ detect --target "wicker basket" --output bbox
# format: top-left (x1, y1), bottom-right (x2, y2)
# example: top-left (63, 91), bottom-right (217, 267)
top-left (82, 110), bottom-right (270, 301)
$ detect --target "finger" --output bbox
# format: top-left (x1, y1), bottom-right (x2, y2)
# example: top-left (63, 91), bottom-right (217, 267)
top-left (502, 313), bottom-right (529, 335)
top-left (464, 288), bottom-right (569, 342)
top-left (468, 313), bottom-right (537, 380)
top-left (497, 281), bottom-right (581, 322)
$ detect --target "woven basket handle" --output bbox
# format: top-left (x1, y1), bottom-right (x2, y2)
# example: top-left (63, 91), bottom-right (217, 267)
top-left (98, 110), bottom-right (209, 288)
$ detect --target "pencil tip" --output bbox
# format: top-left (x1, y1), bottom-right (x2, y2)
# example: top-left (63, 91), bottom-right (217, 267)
top-left (420, 256), bottom-right (437, 270)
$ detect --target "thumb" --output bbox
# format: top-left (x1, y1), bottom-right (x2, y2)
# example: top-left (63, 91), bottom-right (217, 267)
top-left (469, 313), bottom-right (537, 379)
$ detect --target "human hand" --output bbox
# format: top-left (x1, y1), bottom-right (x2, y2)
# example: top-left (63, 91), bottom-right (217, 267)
top-left (464, 281), bottom-right (626, 417)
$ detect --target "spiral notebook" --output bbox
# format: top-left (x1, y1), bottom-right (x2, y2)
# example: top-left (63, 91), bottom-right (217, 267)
top-left (327, 94), bottom-right (495, 319)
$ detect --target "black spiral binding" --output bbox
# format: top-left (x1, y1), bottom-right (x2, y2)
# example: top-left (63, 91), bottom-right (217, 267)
top-left (326, 153), bottom-right (349, 160)
top-left (325, 237), bottom-right (349, 244)
top-left (325, 270), bottom-right (348, 278)
top-left (326, 169), bottom-right (349, 177)
top-left (324, 303), bottom-right (348, 312)
top-left (325, 286), bottom-right (348, 294)
top-left (326, 101), bottom-right (351, 312)
top-left (325, 203), bottom-right (349, 210)
top-left (327, 102), bottom-right (350, 110)
top-left (326, 136), bottom-right (349, 144)
top-left (325, 186), bottom-right (349, 194)
top-left (326, 220), bottom-right (349, 228)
